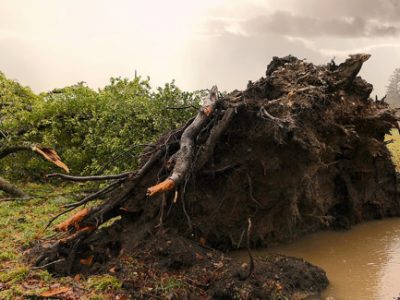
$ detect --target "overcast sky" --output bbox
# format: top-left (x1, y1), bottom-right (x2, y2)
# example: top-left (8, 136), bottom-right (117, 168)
top-left (0, 0), bottom-right (399, 96)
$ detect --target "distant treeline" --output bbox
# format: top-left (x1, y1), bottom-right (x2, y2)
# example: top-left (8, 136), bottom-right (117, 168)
top-left (387, 67), bottom-right (400, 107)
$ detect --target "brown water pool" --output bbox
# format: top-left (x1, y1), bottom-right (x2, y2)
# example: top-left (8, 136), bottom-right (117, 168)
top-left (232, 218), bottom-right (400, 300)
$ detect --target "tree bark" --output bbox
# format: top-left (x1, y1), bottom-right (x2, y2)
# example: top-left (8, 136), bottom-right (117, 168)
top-left (0, 142), bottom-right (69, 172)
top-left (147, 86), bottom-right (219, 196)
top-left (0, 176), bottom-right (26, 198)
top-left (0, 144), bottom-right (32, 160)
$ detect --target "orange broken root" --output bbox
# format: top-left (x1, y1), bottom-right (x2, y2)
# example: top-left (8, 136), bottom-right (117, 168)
top-left (59, 225), bottom-right (96, 244)
top-left (147, 178), bottom-right (175, 197)
top-left (55, 208), bottom-right (90, 232)
top-left (202, 105), bottom-right (213, 117)
top-left (40, 287), bottom-right (71, 298)
top-left (79, 255), bottom-right (94, 266)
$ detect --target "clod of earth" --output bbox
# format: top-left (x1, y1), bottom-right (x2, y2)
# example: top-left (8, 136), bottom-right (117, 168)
top-left (30, 54), bottom-right (400, 299)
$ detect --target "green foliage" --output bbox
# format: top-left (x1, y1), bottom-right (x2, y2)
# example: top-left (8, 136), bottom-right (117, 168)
top-left (0, 72), bottom-right (199, 179)
top-left (386, 129), bottom-right (400, 172)
top-left (0, 72), bottom-right (42, 177)
top-left (0, 71), bottom-right (39, 127)
top-left (0, 266), bottom-right (29, 284)
top-left (0, 251), bottom-right (16, 261)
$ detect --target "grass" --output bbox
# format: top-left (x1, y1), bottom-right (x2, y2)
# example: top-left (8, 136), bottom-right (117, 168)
top-left (386, 129), bottom-right (400, 171)
top-left (88, 275), bottom-right (122, 291)
top-left (0, 183), bottom-right (125, 300)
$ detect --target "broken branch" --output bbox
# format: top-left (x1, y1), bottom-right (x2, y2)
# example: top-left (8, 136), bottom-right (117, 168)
top-left (147, 86), bottom-right (219, 197)
top-left (46, 172), bottom-right (131, 182)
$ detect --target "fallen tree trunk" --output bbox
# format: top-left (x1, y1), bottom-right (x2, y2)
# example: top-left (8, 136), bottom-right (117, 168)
top-left (32, 54), bottom-right (400, 299)
top-left (0, 176), bottom-right (26, 198)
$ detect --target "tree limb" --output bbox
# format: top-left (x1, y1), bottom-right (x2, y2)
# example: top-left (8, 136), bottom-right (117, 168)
top-left (46, 172), bottom-right (131, 182)
top-left (196, 107), bottom-right (235, 170)
top-left (147, 86), bottom-right (219, 197)
top-left (0, 142), bottom-right (69, 173)
top-left (0, 176), bottom-right (27, 198)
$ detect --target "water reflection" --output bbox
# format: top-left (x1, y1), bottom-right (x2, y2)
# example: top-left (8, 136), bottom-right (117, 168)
top-left (232, 218), bottom-right (400, 300)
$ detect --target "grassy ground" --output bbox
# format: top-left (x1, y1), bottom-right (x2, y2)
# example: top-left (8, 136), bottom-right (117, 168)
top-left (1, 130), bottom-right (400, 299)
top-left (386, 130), bottom-right (400, 171)
top-left (0, 183), bottom-right (126, 300)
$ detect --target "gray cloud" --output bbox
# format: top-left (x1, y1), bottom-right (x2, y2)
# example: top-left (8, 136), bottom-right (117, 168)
top-left (202, 0), bottom-right (400, 39)
top-left (243, 12), bottom-right (399, 38)
top-left (286, 0), bottom-right (400, 22)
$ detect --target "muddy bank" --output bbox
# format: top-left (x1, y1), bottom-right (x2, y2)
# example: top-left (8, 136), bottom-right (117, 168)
top-left (31, 54), bottom-right (400, 299)
top-left (69, 230), bottom-right (329, 299)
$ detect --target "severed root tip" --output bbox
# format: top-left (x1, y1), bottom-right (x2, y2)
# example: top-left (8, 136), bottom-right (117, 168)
top-left (33, 145), bottom-right (70, 173)
top-left (55, 208), bottom-right (90, 232)
top-left (59, 226), bottom-right (96, 244)
top-left (147, 178), bottom-right (175, 197)
top-left (395, 121), bottom-right (400, 135)
top-left (79, 255), bottom-right (94, 266)
top-left (202, 105), bottom-right (214, 117)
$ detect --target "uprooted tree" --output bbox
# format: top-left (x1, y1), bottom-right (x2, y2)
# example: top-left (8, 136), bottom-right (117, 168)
top-left (32, 54), bottom-right (400, 298)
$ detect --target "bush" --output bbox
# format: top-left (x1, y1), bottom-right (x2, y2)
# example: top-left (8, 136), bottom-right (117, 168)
top-left (0, 73), bottom-right (200, 179)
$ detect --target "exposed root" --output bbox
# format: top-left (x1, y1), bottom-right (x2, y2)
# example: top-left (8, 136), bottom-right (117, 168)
top-left (64, 179), bottom-right (123, 209)
top-left (79, 255), bottom-right (94, 266)
top-left (32, 258), bottom-right (66, 270)
top-left (246, 174), bottom-right (263, 208)
top-left (245, 217), bottom-right (255, 279)
top-left (46, 172), bottom-right (131, 182)
top-left (147, 178), bottom-right (175, 197)
top-left (55, 208), bottom-right (91, 232)
top-left (196, 107), bottom-right (236, 170)
top-left (202, 105), bottom-right (213, 116)
top-left (147, 86), bottom-right (219, 196)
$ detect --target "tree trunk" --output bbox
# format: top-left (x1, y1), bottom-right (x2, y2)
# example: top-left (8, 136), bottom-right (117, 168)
top-left (0, 176), bottom-right (26, 198)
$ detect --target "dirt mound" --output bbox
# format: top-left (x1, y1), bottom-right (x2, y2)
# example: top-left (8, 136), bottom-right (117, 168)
top-left (32, 54), bottom-right (400, 299)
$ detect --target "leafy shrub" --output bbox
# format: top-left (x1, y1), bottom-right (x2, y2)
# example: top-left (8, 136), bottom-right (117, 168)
top-left (0, 73), bottom-right (200, 179)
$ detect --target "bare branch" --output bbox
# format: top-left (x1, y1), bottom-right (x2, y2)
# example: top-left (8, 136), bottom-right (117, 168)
top-left (165, 105), bottom-right (199, 110)
top-left (63, 180), bottom-right (123, 209)
top-left (46, 172), bottom-right (131, 182)
top-left (147, 86), bottom-right (219, 197)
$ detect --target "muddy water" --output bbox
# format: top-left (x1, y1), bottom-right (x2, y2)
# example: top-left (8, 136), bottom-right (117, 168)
top-left (232, 218), bottom-right (400, 300)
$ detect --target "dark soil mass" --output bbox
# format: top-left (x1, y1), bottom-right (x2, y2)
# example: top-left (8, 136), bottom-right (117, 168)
top-left (32, 54), bottom-right (400, 299)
